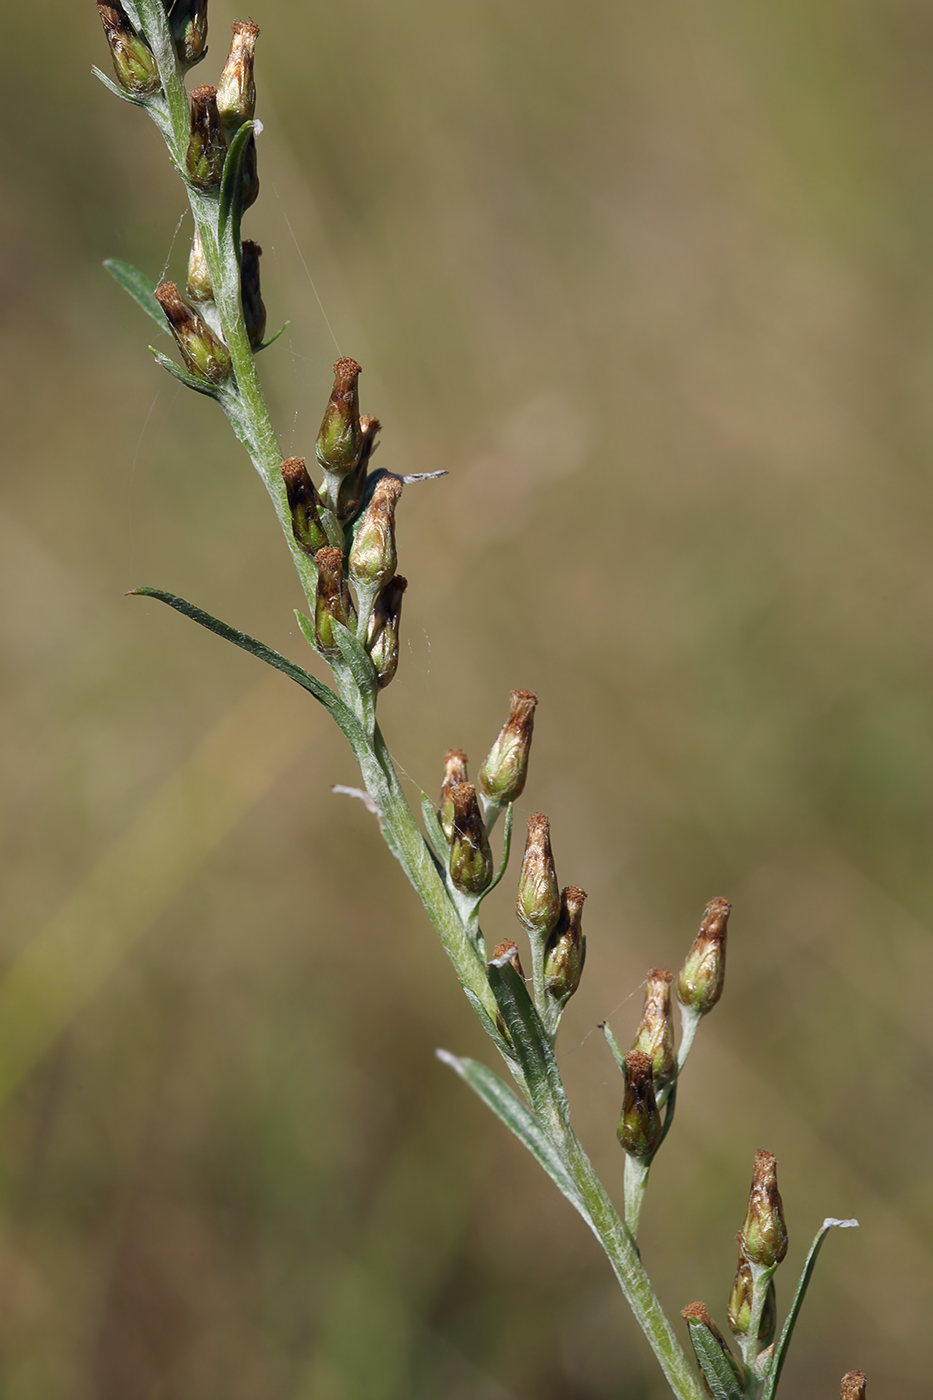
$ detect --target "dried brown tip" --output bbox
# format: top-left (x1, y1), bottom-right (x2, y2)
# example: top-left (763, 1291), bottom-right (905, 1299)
top-left (682, 1302), bottom-right (713, 1324)
top-left (840, 1372), bottom-right (866, 1400)
top-left (281, 456), bottom-right (313, 497)
top-left (333, 357), bottom-right (362, 391)
top-left (701, 897), bottom-right (732, 936)
top-left (491, 940), bottom-right (525, 979)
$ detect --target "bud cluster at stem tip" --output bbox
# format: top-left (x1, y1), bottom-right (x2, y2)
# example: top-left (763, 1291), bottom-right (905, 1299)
top-left (739, 1149), bottom-right (788, 1270)
top-left (478, 690), bottom-right (537, 809)
top-left (676, 896), bottom-right (730, 1015)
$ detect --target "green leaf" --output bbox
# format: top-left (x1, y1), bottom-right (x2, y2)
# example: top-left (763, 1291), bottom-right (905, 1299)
top-left (128, 588), bottom-right (366, 751)
top-left (482, 802), bottom-right (514, 897)
top-left (436, 1050), bottom-right (591, 1226)
top-left (105, 258), bottom-right (166, 328)
top-left (255, 321), bottom-right (289, 353)
top-left (685, 1319), bottom-right (746, 1400)
top-left (150, 348), bottom-right (219, 397)
top-left (487, 958), bottom-right (570, 1131)
top-left (419, 793), bottom-right (447, 861)
top-left (759, 1217), bottom-right (858, 1400)
top-left (460, 987), bottom-right (519, 1069)
top-left (218, 119), bottom-right (257, 252)
top-left (330, 620), bottom-right (378, 735)
top-left (92, 67), bottom-right (148, 107)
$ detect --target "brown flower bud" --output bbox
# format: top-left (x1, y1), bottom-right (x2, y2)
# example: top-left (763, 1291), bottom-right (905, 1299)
top-left (336, 415), bottom-right (381, 521)
top-left (544, 885), bottom-right (586, 1003)
top-left (727, 1256), bottom-right (776, 1347)
top-left (217, 19), bottom-right (259, 135)
top-left (185, 227), bottom-right (213, 303)
top-left (154, 282), bottom-right (231, 386)
top-left (739, 1150), bottom-right (788, 1269)
top-left (617, 1050), bottom-right (662, 1160)
top-left (841, 1373), bottom-right (867, 1400)
top-left (348, 475), bottom-right (402, 592)
top-left (281, 458), bottom-right (328, 557)
top-left (170, 0), bottom-right (208, 68)
top-left (447, 783), bottom-right (493, 897)
top-left (313, 546), bottom-right (356, 654)
top-left (186, 85), bottom-right (226, 192)
top-left (676, 897), bottom-right (730, 1015)
top-left (631, 968), bottom-right (676, 1091)
top-left (240, 240), bottom-right (266, 350)
top-left (477, 690), bottom-right (537, 807)
top-left (439, 749), bottom-right (469, 843)
top-left (316, 358), bottom-right (363, 486)
top-left (97, 4), bottom-right (160, 96)
top-left (515, 813), bottom-right (561, 941)
top-left (367, 575), bottom-right (407, 689)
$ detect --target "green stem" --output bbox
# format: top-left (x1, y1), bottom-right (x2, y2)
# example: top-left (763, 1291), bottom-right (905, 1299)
top-left (560, 1128), bottom-right (703, 1400)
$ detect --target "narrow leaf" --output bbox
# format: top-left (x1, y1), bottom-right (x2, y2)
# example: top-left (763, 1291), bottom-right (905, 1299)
top-left (483, 802), bottom-right (514, 897)
top-left (218, 119), bottom-right (257, 251)
top-left (436, 1050), bottom-right (591, 1225)
top-left (150, 348), bottom-right (219, 397)
top-left (759, 1217), bottom-right (858, 1400)
top-left (488, 959), bottom-right (570, 1130)
top-left (128, 588), bottom-right (365, 747)
top-left (419, 793), bottom-right (447, 861)
top-left (685, 1321), bottom-right (746, 1400)
top-left (255, 321), bottom-right (289, 353)
top-left (461, 987), bottom-right (519, 1070)
top-left (92, 66), bottom-right (147, 107)
top-left (104, 258), bottom-right (165, 328)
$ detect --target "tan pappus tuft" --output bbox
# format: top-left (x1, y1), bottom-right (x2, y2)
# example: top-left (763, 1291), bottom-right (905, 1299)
top-left (739, 1149), bottom-right (788, 1269)
top-left (676, 896), bottom-right (730, 1015)
top-left (491, 940), bottom-right (525, 980)
top-left (154, 282), bottom-right (231, 385)
top-left (478, 690), bottom-right (537, 807)
top-left (840, 1372), bottom-right (867, 1400)
top-left (217, 19), bottom-right (259, 134)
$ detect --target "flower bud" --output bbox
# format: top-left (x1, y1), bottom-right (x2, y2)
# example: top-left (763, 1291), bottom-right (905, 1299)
top-left (316, 358), bottom-right (363, 484)
top-left (841, 1373), bottom-right (867, 1400)
top-left (281, 458), bottom-right (328, 557)
top-left (313, 546), bottom-right (356, 654)
top-left (185, 227), bottom-right (213, 303)
top-left (240, 240), bottom-right (266, 350)
top-left (447, 783), bottom-right (493, 897)
top-left (727, 1256), bottom-right (776, 1347)
top-left (336, 415), bottom-right (381, 521)
top-left (186, 85), bottom-right (226, 192)
top-left (367, 575), bottom-right (407, 689)
top-left (631, 968), bottom-right (676, 1091)
top-left (515, 813), bottom-right (560, 940)
top-left (97, 4), bottom-right (160, 96)
top-left (439, 749), bottom-right (469, 843)
top-left (676, 897), bottom-right (730, 1015)
top-left (349, 475), bottom-right (402, 593)
top-left (739, 1150), bottom-right (788, 1269)
top-left (217, 19), bottom-right (259, 136)
top-left (170, 0), bottom-right (208, 67)
top-left (154, 282), bottom-right (231, 386)
top-left (544, 885), bottom-right (586, 1003)
top-left (617, 1050), bottom-right (662, 1160)
top-left (477, 690), bottom-right (537, 807)
top-left (682, 1303), bottom-right (746, 1398)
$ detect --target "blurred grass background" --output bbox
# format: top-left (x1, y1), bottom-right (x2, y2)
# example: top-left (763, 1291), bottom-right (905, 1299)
top-left (2, 0), bottom-right (932, 1395)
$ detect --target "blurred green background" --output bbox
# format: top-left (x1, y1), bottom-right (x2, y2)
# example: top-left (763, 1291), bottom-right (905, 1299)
top-left (2, 1), bottom-right (932, 1396)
